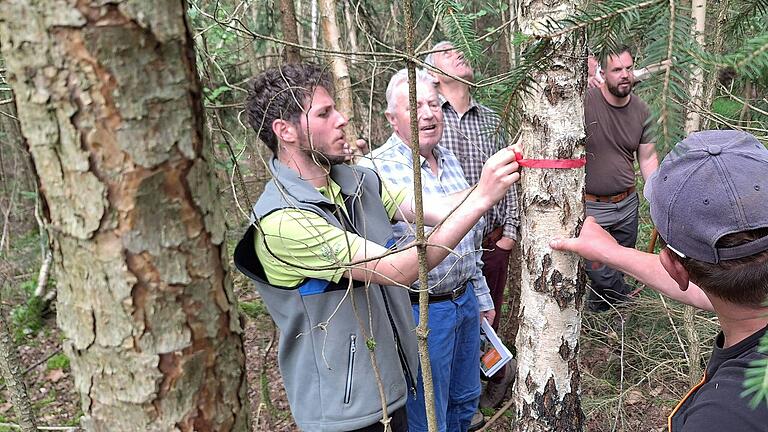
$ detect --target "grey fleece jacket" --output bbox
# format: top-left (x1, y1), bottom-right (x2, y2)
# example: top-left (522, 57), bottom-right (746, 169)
top-left (234, 159), bottom-right (419, 431)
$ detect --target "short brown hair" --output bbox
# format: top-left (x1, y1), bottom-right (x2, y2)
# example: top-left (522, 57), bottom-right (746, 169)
top-left (245, 64), bottom-right (334, 156)
top-left (670, 228), bottom-right (768, 306)
top-left (600, 44), bottom-right (634, 70)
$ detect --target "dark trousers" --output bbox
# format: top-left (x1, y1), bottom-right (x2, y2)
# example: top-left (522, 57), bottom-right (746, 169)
top-left (350, 407), bottom-right (408, 432)
top-left (481, 227), bottom-right (512, 382)
top-left (584, 193), bottom-right (639, 306)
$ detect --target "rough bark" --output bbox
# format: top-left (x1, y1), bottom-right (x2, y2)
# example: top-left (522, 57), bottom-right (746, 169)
top-left (0, 296), bottom-right (37, 432)
top-left (684, 0), bottom-right (706, 133)
top-left (279, 0), bottom-right (302, 63)
top-left (318, 0), bottom-right (362, 156)
top-left (513, 1), bottom-right (586, 431)
top-left (0, 1), bottom-right (249, 430)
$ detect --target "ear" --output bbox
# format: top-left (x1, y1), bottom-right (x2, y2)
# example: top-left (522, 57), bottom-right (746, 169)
top-left (660, 249), bottom-right (691, 292)
top-left (385, 111), bottom-right (397, 128)
top-left (271, 118), bottom-right (299, 146)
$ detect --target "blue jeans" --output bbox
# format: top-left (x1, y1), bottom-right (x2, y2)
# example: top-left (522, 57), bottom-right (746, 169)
top-left (406, 284), bottom-right (481, 432)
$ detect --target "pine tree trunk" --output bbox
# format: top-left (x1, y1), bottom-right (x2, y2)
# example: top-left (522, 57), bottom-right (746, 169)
top-left (0, 1), bottom-right (249, 430)
top-left (318, 0), bottom-right (362, 156)
top-left (513, 1), bottom-right (586, 430)
top-left (279, 0), bottom-right (302, 63)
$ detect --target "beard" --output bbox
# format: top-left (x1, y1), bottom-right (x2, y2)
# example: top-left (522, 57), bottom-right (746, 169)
top-left (607, 79), bottom-right (633, 98)
top-left (304, 147), bottom-right (349, 166)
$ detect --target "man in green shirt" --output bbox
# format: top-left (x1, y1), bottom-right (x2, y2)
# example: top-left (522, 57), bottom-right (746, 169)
top-left (235, 63), bottom-right (521, 432)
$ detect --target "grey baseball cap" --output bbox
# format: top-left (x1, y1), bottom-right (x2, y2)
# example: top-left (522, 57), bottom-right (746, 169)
top-left (644, 130), bottom-right (768, 263)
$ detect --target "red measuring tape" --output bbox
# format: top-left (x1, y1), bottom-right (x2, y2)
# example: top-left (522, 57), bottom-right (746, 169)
top-left (514, 151), bottom-right (586, 169)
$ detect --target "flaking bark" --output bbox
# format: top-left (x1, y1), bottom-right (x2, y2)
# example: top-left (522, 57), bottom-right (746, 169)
top-left (0, 1), bottom-right (249, 430)
top-left (513, 1), bottom-right (586, 430)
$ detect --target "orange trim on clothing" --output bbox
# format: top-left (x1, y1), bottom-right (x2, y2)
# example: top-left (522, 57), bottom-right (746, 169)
top-left (668, 373), bottom-right (707, 432)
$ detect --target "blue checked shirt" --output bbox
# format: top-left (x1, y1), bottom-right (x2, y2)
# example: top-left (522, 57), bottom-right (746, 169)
top-left (358, 133), bottom-right (493, 312)
top-left (440, 97), bottom-right (520, 240)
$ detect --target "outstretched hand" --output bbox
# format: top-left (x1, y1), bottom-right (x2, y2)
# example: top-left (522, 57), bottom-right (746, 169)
top-left (549, 216), bottom-right (619, 265)
top-left (476, 145), bottom-right (521, 209)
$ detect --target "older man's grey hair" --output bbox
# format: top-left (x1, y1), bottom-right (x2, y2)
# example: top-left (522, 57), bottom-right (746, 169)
top-left (424, 41), bottom-right (455, 67)
top-left (385, 68), bottom-right (436, 114)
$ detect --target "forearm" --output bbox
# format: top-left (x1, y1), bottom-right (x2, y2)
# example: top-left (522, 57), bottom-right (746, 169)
top-left (350, 188), bottom-right (492, 287)
top-left (416, 188), bottom-right (471, 226)
top-left (601, 247), bottom-right (714, 311)
top-left (503, 185), bottom-right (520, 240)
top-left (637, 145), bottom-right (659, 181)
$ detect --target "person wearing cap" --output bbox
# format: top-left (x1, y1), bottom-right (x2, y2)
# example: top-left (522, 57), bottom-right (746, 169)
top-left (583, 44), bottom-right (659, 311)
top-left (551, 130), bottom-right (768, 431)
top-left (359, 68), bottom-right (492, 432)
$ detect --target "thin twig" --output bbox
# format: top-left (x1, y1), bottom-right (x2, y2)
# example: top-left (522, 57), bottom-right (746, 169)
top-left (478, 396), bottom-right (516, 431)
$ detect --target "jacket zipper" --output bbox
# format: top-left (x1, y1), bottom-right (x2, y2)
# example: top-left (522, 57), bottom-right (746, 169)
top-left (344, 334), bottom-right (357, 404)
top-left (379, 287), bottom-right (418, 398)
top-left (333, 183), bottom-right (417, 397)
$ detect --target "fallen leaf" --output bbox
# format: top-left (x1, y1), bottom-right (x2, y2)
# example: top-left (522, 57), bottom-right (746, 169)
top-left (625, 390), bottom-right (645, 405)
top-left (46, 369), bottom-right (66, 383)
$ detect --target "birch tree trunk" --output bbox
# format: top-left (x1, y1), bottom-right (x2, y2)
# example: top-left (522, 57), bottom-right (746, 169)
top-left (311, 0), bottom-right (319, 49)
top-left (343, 0), bottom-right (360, 58)
top-left (513, 1), bottom-right (586, 430)
top-left (318, 0), bottom-right (362, 156)
top-left (0, 1), bottom-right (249, 430)
top-left (684, 0), bottom-right (706, 133)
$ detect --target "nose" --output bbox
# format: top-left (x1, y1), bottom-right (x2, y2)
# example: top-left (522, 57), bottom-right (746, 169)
top-left (335, 110), bottom-right (349, 128)
top-left (418, 104), bottom-right (434, 120)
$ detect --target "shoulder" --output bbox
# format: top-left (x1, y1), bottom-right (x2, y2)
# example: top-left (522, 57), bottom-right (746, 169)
top-left (584, 87), bottom-right (602, 103)
top-left (681, 357), bottom-right (768, 431)
top-left (630, 93), bottom-right (651, 114)
top-left (364, 137), bottom-right (413, 177)
top-left (474, 102), bottom-right (501, 122)
top-left (259, 208), bottom-right (329, 236)
top-left (253, 179), bottom-right (296, 215)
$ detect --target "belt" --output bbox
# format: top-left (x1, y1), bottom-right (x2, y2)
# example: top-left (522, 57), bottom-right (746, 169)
top-left (409, 282), bottom-right (468, 304)
top-left (585, 186), bottom-right (636, 203)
